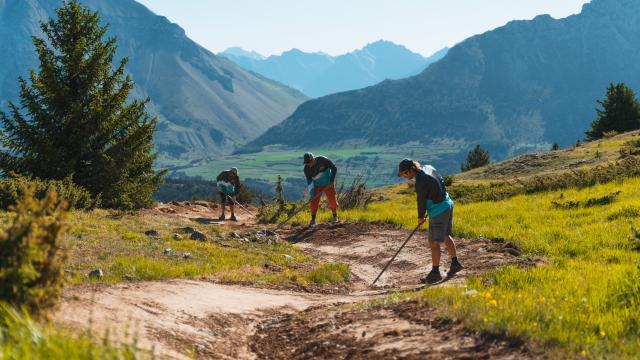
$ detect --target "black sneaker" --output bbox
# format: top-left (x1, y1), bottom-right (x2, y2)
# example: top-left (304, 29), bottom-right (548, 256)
top-left (309, 219), bottom-right (316, 227)
top-left (447, 261), bottom-right (464, 277)
top-left (421, 270), bottom-right (443, 285)
top-left (229, 214), bottom-right (237, 222)
top-left (218, 214), bottom-right (225, 221)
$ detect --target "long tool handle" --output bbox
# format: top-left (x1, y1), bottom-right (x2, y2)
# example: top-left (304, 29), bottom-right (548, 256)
top-left (226, 194), bottom-right (252, 216)
top-left (371, 222), bottom-right (423, 287)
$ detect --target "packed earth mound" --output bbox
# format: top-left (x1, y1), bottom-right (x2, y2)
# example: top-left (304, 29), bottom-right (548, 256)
top-left (55, 204), bottom-right (539, 359)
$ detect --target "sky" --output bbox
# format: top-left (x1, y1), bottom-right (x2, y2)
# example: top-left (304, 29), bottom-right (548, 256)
top-left (135, 0), bottom-right (591, 57)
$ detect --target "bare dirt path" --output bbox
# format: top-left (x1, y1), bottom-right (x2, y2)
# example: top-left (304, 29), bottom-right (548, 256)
top-left (57, 280), bottom-right (361, 359)
top-left (55, 203), bottom-right (538, 359)
top-left (281, 222), bottom-right (529, 291)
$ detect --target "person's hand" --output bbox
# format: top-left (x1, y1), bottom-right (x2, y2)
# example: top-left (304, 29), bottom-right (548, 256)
top-left (418, 217), bottom-right (427, 225)
top-left (303, 187), bottom-right (309, 196)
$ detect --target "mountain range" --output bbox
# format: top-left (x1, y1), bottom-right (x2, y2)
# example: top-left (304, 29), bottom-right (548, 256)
top-left (0, 0), bottom-right (307, 161)
top-left (243, 0), bottom-right (639, 162)
top-left (220, 41), bottom-right (448, 98)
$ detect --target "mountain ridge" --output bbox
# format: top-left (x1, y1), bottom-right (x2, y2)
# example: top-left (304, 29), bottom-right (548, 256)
top-left (0, 0), bottom-right (307, 160)
top-left (220, 40), bottom-right (448, 98)
top-left (242, 0), bottom-right (640, 161)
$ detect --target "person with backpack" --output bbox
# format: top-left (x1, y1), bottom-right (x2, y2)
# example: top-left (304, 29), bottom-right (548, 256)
top-left (397, 159), bottom-right (463, 284)
top-left (217, 167), bottom-right (240, 221)
top-left (303, 153), bottom-right (339, 226)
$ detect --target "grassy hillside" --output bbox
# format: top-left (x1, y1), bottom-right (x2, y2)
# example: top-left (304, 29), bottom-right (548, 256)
top-left (457, 131), bottom-right (640, 183)
top-left (290, 133), bottom-right (640, 358)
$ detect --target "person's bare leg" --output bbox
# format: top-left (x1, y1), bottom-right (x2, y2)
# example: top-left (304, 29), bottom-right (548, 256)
top-left (230, 202), bottom-right (235, 216)
top-left (220, 204), bottom-right (226, 216)
top-left (430, 240), bottom-right (441, 267)
top-left (444, 235), bottom-right (457, 258)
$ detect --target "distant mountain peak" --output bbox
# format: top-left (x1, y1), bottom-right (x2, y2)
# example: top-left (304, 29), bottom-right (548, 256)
top-left (220, 47), bottom-right (265, 60)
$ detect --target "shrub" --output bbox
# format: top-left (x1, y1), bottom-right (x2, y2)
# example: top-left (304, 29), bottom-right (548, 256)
top-left (461, 145), bottom-right (490, 172)
top-left (586, 83), bottom-right (640, 140)
top-left (551, 191), bottom-right (621, 209)
top-left (0, 186), bottom-right (68, 316)
top-left (619, 139), bottom-right (640, 159)
top-left (337, 174), bottom-right (374, 210)
top-left (0, 175), bottom-right (97, 210)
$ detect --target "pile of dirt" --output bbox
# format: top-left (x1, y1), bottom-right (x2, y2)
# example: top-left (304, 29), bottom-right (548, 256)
top-left (280, 223), bottom-right (534, 290)
top-left (251, 300), bottom-right (536, 359)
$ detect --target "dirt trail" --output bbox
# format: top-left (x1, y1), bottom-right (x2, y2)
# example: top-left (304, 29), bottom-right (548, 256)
top-left (56, 203), bottom-right (537, 359)
top-left (282, 222), bottom-right (528, 290)
top-left (58, 280), bottom-right (360, 359)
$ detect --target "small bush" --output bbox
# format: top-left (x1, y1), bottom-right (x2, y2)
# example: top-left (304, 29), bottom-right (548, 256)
top-left (337, 174), bottom-right (374, 210)
top-left (0, 176), bottom-right (97, 210)
top-left (619, 139), bottom-right (640, 159)
top-left (551, 191), bottom-right (621, 209)
top-left (0, 186), bottom-right (68, 316)
top-left (607, 206), bottom-right (640, 221)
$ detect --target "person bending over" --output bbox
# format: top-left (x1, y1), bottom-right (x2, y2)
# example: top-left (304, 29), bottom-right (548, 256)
top-left (398, 159), bottom-right (463, 284)
top-left (217, 167), bottom-right (240, 221)
top-left (303, 153), bottom-right (339, 226)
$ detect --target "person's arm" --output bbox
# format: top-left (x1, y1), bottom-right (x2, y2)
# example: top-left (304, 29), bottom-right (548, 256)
top-left (216, 172), bottom-right (224, 182)
top-left (304, 167), bottom-right (313, 185)
top-left (233, 178), bottom-right (240, 196)
top-left (416, 177), bottom-right (428, 219)
top-left (327, 158), bottom-right (337, 183)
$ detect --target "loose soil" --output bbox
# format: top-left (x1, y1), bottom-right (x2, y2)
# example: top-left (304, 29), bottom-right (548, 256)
top-left (281, 222), bottom-right (532, 290)
top-left (55, 202), bottom-right (540, 359)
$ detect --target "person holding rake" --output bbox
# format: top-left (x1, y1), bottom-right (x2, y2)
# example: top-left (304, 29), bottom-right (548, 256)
top-left (398, 159), bottom-right (463, 284)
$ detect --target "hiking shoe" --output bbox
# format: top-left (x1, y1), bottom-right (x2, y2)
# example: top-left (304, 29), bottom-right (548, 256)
top-left (447, 261), bottom-right (464, 277)
top-left (229, 214), bottom-right (237, 222)
top-left (218, 214), bottom-right (225, 221)
top-left (333, 216), bottom-right (340, 223)
top-left (421, 270), bottom-right (443, 285)
top-left (309, 219), bottom-right (316, 227)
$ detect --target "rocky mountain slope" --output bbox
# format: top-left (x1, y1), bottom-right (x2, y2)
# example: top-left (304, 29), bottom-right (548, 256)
top-left (0, 0), bottom-right (307, 160)
top-left (243, 0), bottom-right (640, 160)
top-left (220, 41), bottom-right (448, 98)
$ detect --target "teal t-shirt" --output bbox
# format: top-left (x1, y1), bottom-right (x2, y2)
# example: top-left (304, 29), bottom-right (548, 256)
top-left (426, 192), bottom-right (454, 218)
top-left (312, 169), bottom-right (333, 187)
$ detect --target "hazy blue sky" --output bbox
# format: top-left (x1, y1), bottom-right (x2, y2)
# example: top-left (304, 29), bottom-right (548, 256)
top-left (136, 0), bottom-right (590, 56)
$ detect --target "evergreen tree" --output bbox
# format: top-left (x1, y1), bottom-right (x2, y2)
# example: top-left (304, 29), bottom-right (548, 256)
top-left (551, 142), bottom-right (559, 151)
top-left (586, 83), bottom-right (640, 140)
top-left (275, 175), bottom-right (285, 211)
top-left (0, 1), bottom-right (164, 209)
top-left (461, 145), bottom-right (490, 172)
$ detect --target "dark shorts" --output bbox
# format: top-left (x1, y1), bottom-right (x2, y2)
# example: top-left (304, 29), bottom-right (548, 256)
top-left (219, 192), bottom-right (234, 205)
top-left (428, 206), bottom-right (453, 243)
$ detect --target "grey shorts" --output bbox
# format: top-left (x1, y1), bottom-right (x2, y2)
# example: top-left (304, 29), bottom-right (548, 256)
top-left (428, 206), bottom-right (453, 243)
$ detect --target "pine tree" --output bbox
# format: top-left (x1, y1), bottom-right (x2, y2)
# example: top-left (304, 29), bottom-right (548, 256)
top-left (461, 145), bottom-right (490, 172)
top-left (586, 83), bottom-right (640, 140)
top-left (275, 175), bottom-right (285, 211)
top-left (0, 1), bottom-right (165, 209)
top-left (551, 142), bottom-right (559, 151)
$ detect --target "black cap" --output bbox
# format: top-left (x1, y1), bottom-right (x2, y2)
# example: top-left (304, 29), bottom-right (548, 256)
top-left (398, 159), bottom-right (414, 176)
top-left (303, 152), bottom-right (314, 164)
